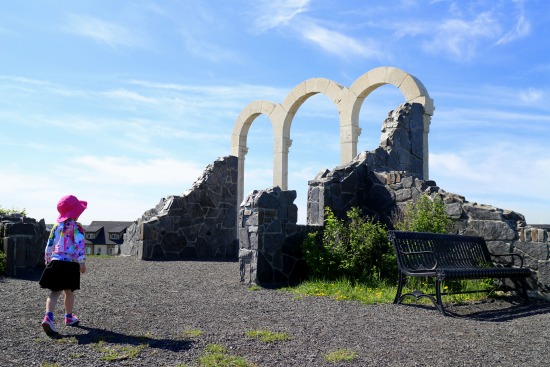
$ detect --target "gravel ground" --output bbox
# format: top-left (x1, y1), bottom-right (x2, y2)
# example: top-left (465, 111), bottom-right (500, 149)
top-left (1, 256), bottom-right (549, 367)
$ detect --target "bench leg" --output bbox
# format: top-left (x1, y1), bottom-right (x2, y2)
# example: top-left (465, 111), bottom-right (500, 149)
top-left (520, 278), bottom-right (529, 300)
top-left (393, 271), bottom-right (404, 304)
top-left (435, 278), bottom-right (446, 316)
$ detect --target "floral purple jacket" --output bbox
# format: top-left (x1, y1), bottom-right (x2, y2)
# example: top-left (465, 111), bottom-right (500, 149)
top-left (44, 219), bottom-right (86, 265)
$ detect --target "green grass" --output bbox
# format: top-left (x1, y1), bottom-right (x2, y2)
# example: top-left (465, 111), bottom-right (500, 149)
top-left (284, 278), bottom-right (395, 304)
top-left (284, 277), bottom-right (495, 306)
top-left (324, 348), bottom-right (358, 363)
top-left (198, 344), bottom-right (256, 367)
top-left (93, 340), bottom-right (147, 361)
top-left (87, 254), bottom-right (112, 259)
top-left (245, 329), bottom-right (291, 343)
top-left (182, 329), bottom-right (203, 338)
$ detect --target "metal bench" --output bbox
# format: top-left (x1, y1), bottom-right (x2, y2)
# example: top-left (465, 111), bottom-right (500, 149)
top-left (387, 231), bottom-right (531, 315)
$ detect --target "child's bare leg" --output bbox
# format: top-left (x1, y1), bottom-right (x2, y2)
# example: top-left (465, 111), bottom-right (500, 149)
top-left (63, 289), bottom-right (75, 314)
top-left (46, 291), bottom-right (62, 313)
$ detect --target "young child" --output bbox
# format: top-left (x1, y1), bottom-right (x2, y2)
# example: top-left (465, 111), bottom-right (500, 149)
top-left (39, 195), bottom-right (87, 336)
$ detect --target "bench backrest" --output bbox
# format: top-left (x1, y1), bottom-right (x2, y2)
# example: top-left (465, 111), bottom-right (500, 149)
top-left (388, 231), bottom-right (493, 271)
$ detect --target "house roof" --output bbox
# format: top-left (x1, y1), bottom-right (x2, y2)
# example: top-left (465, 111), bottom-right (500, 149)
top-left (84, 221), bottom-right (133, 246)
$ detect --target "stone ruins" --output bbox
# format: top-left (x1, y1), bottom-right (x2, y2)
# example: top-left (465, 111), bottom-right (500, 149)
top-left (3, 66), bottom-right (547, 300)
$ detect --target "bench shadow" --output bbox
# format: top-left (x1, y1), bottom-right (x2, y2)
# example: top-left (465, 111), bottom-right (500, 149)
top-left (60, 324), bottom-right (194, 352)
top-left (445, 300), bottom-right (550, 322)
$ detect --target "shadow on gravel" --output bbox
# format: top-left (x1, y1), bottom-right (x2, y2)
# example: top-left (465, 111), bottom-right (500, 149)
top-left (446, 300), bottom-right (550, 322)
top-left (2, 268), bottom-right (43, 282)
top-left (62, 325), bottom-right (194, 352)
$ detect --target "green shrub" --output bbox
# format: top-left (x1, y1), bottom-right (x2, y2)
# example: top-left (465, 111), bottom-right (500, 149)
top-left (0, 206), bottom-right (26, 217)
top-left (393, 194), bottom-right (452, 234)
top-left (302, 207), bottom-right (396, 283)
top-left (0, 251), bottom-right (6, 276)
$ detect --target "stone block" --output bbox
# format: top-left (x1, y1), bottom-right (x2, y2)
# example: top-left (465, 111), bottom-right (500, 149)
top-left (395, 188), bottom-right (412, 202)
top-left (445, 202), bottom-right (463, 219)
top-left (466, 220), bottom-right (517, 241)
top-left (535, 261), bottom-right (550, 291)
top-left (515, 241), bottom-right (549, 261)
top-left (463, 204), bottom-right (504, 220)
top-left (486, 241), bottom-right (511, 256)
top-left (5, 223), bottom-right (36, 236)
top-left (385, 67), bottom-right (408, 88)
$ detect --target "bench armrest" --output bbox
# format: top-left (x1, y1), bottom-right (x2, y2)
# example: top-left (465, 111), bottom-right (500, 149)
top-left (400, 250), bottom-right (438, 270)
top-left (491, 253), bottom-right (524, 268)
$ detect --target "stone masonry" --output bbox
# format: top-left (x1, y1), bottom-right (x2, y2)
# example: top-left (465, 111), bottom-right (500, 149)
top-left (238, 187), bottom-right (311, 286)
top-left (1, 215), bottom-right (46, 276)
top-left (121, 156), bottom-right (239, 260)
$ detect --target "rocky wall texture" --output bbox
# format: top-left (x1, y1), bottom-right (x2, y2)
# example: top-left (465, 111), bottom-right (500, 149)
top-left (121, 156), bottom-right (239, 260)
top-left (1, 215), bottom-right (46, 276)
top-left (364, 102), bottom-right (425, 178)
top-left (238, 187), bottom-right (312, 286)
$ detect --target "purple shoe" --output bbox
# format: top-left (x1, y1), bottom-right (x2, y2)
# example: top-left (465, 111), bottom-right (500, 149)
top-left (41, 316), bottom-right (58, 335)
top-left (65, 314), bottom-right (79, 326)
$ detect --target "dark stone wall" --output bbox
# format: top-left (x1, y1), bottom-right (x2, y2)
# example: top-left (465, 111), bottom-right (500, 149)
top-left (1, 216), bottom-right (46, 276)
top-left (121, 156), bottom-right (239, 260)
top-left (238, 187), bottom-right (312, 286)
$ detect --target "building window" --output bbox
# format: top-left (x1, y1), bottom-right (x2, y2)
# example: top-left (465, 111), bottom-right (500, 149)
top-left (108, 247), bottom-right (115, 255)
top-left (109, 233), bottom-right (120, 240)
top-left (86, 247), bottom-right (92, 255)
top-left (86, 233), bottom-right (95, 239)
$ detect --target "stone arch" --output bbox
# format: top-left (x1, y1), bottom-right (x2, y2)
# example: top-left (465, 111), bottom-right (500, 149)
top-left (343, 66), bottom-right (434, 178)
top-left (231, 100), bottom-right (277, 207)
top-left (230, 66), bottom-right (433, 210)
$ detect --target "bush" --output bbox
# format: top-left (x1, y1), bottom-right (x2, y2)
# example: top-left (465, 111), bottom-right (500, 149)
top-left (302, 207), bottom-right (397, 283)
top-left (0, 206), bottom-right (26, 217)
top-left (393, 194), bottom-right (452, 234)
top-left (0, 251), bottom-right (6, 276)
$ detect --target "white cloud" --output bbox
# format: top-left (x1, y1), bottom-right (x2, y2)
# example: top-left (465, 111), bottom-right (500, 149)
top-left (252, 0), bottom-right (310, 32)
top-left (425, 12), bottom-right (500, 60)
top-left (518, 87), bottom-right (543, 104)
top-left (64, 13), bottom-right (144, 48)
top-left (429, 144), bottom-right (550, 223)
top-left (496, 12), bottom-right (531, 45)
top-left (300, 22), bottom-right (384, 60)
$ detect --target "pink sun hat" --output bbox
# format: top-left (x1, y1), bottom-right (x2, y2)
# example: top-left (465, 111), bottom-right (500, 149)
top-left (56, 195), bottom-right (88, 223)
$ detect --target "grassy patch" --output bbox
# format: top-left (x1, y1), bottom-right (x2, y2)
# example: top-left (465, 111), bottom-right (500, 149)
top-left (285, 279), bottom-right (395, 304)
top-left (248, 284), bottom-right (262, 291)
top-left (285, 277), bottom-right (493, 306)
top-left (87, 254), bottom-right (112, 259)
top-left (324, 348), bottom-right (358, 363)
top-left (198, 344), bottom-right (255, 367)
top-left (41, 363), bottom-right (61, 367)
top-left (93, 340), bottom-right (147, 361)
top-left (69, 353), bottom-right (86, 359)
top-left (55, 336), bottom-right (77, 344)
top-left (245, 329), bottom-right (291, 343)
top-left (182, 329), bottom-right (203, 338)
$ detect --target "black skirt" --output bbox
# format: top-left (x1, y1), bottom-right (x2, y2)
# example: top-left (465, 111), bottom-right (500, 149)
top-left (39, 260), bottom-right (81, 291)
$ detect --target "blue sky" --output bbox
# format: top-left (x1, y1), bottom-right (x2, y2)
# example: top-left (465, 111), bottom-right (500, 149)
top-left (1, 0), bottom-right (549, 225)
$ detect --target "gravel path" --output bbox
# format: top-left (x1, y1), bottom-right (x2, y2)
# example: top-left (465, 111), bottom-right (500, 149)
top-left (1, 256), bottom-right (549, 367)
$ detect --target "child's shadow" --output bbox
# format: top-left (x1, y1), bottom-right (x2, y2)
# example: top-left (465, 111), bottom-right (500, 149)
top-left (64, 324), bottom-right (194, 352)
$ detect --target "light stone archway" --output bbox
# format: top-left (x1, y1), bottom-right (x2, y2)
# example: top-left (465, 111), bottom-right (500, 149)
top-left (230, 66), bottom-right (434, 208)
top-left (345, 66), bottom-right (434, 178)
